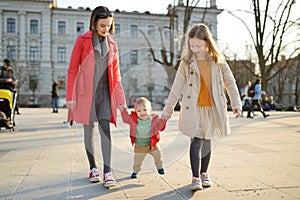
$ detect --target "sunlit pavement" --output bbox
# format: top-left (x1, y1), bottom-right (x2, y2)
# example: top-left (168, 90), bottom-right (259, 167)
top-left (0, 108), bottom-right (299, 200)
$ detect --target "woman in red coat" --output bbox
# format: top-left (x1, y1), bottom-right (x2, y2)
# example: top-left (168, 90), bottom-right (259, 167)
top-left (66, 6), bottom-right (126, 188)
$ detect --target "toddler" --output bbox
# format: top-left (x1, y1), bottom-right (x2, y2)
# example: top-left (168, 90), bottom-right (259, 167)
top-left (120, 97), bottom-right (167, 178)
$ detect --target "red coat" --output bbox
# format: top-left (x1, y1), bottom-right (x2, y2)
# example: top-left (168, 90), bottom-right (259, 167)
top-left (66, 31), bottom-right (126, 125)
top-left (120, 109), bottom-right (167, 148)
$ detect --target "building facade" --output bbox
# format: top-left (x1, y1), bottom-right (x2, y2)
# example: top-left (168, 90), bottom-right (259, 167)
top-left (0, 0), bottom-right (222, 107)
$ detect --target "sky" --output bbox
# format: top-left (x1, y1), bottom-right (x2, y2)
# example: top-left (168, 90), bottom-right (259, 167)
top-left (57, 0), bottom-right (299, 59)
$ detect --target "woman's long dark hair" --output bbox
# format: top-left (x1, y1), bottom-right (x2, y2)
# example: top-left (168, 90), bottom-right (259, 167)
top-left (89, 6), bottom-right (115, 34)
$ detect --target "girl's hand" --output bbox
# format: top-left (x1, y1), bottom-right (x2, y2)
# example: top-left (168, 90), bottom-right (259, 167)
top-left (233, 109), bottom-right (241, 118)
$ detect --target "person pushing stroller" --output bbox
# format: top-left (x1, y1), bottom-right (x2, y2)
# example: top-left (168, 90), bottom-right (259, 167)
top-left (0, 58), bottom-right (17, 132)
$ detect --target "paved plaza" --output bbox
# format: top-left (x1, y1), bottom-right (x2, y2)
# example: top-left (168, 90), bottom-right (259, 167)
top-left (0, 108), bottom-right (299, 200)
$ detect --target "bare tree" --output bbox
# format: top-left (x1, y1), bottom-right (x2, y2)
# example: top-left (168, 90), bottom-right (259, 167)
top-left (139, 0), bottom-right (205, 88)
top-left (295, 54), bottom-right (300, 106)
top-left (272, 58), bottom-right (294, 105)
top-left (227, 0), bottom-right (299, 92)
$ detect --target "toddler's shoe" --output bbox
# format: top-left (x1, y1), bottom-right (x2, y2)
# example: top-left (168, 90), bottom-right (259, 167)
top-left (157, 168), bottom-right (165, 175)
top-left (191, 177), bottom-right (203, 191)
top-left (103, 171), bottom-right (117, 187)
top-left (131, 172), bottom-right (138, 179)
top-left (89, 167), bottom-right (100, 182)
top-left (201, 172), bottom-right (212, 187)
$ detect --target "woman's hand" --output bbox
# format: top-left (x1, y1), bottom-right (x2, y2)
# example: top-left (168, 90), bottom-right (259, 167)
top-left (7, 78), bottom-right (16, 85)
top-left (66, 100), bottom-right (76, 109)
top-left (118, 104), bottom-right (127, 112)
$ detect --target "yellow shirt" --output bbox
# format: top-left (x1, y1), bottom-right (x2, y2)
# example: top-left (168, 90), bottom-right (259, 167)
top-left (197, 60), bottom-right (214, 106)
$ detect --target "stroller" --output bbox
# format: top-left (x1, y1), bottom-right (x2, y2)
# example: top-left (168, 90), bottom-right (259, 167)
top-left (0, 89), bottom-right (16, 133)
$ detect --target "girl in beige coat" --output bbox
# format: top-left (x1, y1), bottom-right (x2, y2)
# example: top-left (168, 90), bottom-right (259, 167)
top-left (162, 24), bottom-right (242, 191)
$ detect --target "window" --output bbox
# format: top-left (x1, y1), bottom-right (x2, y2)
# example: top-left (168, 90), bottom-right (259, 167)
top-left (76, 22), bottom-right (84, 35)
top-left (130, 25), bottom-right (138, 38)
top-left (115, 23), bottom-right (121, 35)
top-left (7, 18), bottom-right (16, 33)
top-left (130, 50), bottom-right (138, 65)
top-left (30, 19), bottom-right (39, 34)
top-left (29, 46), bottom-right (39, 62)
top-left (58, 21), bottom-right (66, 35)
top-left (6, 45), bottom-right (16, 61)
top-left (57, 47), bottom-right (66, 63)
top-left (163, 26), bottom-right (170, 39)
top-left (148, 25), bottom-right (155, 38)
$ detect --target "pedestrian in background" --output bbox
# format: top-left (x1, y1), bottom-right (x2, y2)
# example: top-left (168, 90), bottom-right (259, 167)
top-left (162, 23), bottom-right (242, 191)
top-left (247, 78), bottom-right (269, 118)
top-left (0, 58), bottom-right (16, 92)
top-left (240, 81), bottom-right (253, 117)
top-left (241, 81), bottom-right (251, 110)
top-left (66, 6), bottom-right (126, 188)
top-left (51, 81), bottom-right (59, 113)
top-left (268, 95), bottom-right (276, 111)
top-left (0, 58), bottom-right (20, 114)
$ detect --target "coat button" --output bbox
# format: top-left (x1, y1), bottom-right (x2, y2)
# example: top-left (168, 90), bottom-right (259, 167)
top-left (186, 106), bottom-right (189, 110)
top-left (190, 71), bottom-right (193, 75)
top-left (187, 95), bottom-right (191, 99)
top-left (189, 83), bottom-right (192, 87)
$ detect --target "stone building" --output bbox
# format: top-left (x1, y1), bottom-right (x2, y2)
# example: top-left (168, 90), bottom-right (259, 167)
top-left (0, 0), bottom-right (222, 107)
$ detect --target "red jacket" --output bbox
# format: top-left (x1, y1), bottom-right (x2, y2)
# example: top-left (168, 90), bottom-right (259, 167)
top-left (120, 109), bottom-right (167, 148)
top-left (66, 31), bottom-right (126, 125)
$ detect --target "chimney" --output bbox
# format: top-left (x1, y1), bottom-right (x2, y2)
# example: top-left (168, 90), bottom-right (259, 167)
top-left (210, 0), bottom-right (217, 7)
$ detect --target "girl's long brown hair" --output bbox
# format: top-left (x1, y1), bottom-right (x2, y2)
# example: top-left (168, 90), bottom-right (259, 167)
top-left (181, 23), bottom-right (224, 64)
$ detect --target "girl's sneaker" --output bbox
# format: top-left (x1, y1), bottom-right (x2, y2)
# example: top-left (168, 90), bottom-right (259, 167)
top-left (89, 167), bottom-right (100, 182)
top-left (191, 177), bottom-right (203, 191)
top-left (103, 171), bottom-right (117, 188)
top-left (201, 172), bottom-right (212, 187)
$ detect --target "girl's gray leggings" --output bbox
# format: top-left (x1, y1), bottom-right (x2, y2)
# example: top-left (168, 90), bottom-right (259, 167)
top-left (190, 138), bottom-right (211, 178)
top-left (84, 119), bottom-right (111, 173)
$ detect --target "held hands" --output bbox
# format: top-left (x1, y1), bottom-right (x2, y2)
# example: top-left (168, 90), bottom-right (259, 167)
top-left (233, 109), bottom-right (241, 118)
top-left (118, 104), bottom-right (127, 112)
top-left (161, 112), bottom-right (171, 120)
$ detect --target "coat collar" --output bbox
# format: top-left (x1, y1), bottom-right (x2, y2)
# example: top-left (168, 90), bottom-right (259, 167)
top-left (189, 59), bottom-right (219, 74)
top-left (190, 60), bottom-right (199, 74)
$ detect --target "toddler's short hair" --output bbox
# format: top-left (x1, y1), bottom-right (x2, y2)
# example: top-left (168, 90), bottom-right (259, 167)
top-left (134, 97), bottom-right (152, 111)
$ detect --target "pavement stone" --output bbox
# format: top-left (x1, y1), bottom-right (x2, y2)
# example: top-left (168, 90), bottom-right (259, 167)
top-left (0, 108), bottom-right (299, 200)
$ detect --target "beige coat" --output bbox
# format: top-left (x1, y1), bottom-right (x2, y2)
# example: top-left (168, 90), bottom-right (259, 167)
top-left (162, 59), bottom-right (242, 138)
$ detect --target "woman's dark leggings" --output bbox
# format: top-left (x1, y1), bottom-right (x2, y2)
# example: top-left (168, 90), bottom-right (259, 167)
top-left (190, 138), bottom-right (211, 178)
top-left (84, 119), bottom-right (111, 173)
